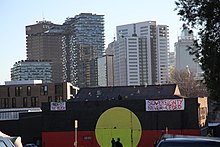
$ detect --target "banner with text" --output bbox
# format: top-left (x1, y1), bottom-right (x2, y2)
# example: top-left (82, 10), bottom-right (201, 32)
top-left (50, 102), bottom-right (66, 111)
top-left (146, 99), bottom-right (184, 111)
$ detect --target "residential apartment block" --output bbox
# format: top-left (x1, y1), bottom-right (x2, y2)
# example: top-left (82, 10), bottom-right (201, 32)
top-left (114, 21), bottom-right (169, 86)
top-left (62, 13), bottom-right (105, 87)
top-left (0, 80), bottom-right (78, 109)
top-left (26, 20), bottom-right (64, 83)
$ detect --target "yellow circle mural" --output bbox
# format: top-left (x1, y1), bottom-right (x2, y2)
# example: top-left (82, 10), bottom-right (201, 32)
top-left (95, 107), bottom-right (142, 147)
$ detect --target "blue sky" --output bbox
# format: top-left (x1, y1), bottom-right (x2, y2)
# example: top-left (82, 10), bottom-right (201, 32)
top-left (0, 0), bottom-right (182, 84)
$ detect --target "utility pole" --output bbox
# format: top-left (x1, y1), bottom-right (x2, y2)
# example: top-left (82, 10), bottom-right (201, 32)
top-left (74, 120), bottom-right (78, 147)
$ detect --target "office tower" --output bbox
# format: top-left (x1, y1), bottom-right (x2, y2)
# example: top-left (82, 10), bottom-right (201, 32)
top-left (105, 42), bottom-right (115, 86)
top-left (168, 51), bottom-right (175, 71)
top-left (175, 28), bottom-right (202, 74)
top-left (11, 60), bottom-right (52, 83)
top-left (98, 56), bottom-right (107, 86)
top-left (26, 20), bottom-right (64, 83)
top-left (62, 13), bottom-right (105, 87)
top-left (97, 44), bottom-right (114, 86)
top-left (114, 21), bottom-right (169, 86)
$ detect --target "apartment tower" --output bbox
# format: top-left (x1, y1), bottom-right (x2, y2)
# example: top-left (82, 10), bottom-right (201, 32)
top-left (26, 20), bottom-right (64, 83)
top-left (114, 21), bottom-right (169, 86)
top-left (62, 13), bottom-right (105, 87)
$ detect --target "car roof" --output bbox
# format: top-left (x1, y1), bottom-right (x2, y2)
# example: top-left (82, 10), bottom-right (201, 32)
top-left (163, 137), bottom-right (220, 142)
top-left (0, 137), bottom-right (15, 147)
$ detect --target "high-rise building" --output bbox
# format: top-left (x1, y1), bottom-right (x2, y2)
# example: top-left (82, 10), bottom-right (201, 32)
top-left (26, 20), bottom-right (64, 83)
top-left (157, 25), bottom-right (169, 84)
top-left (175, 28), bottom-right (202, 75)
top-left (11, 60), bottom-right (52, 83)
top-left (62, 13), bottom-right (105, 87)
top-left (105, 42), bottom-right (115, 86)
top-left (168, 51), bottom-right (175, 72)
top-left (98, 56), bottom-right (107, 86)
top-left (97, 41), bottom-right (115, 87)
top-left (114, 21), bottom-right (169, 86)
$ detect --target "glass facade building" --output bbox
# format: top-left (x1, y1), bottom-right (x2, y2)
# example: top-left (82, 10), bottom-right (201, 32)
top-left (11, 60), bottom-right (52, 83)
top-left (62, 13), bottom-right (105, 87)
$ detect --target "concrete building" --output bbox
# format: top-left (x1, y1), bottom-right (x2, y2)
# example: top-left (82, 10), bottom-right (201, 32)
top-left (157, 25), bottom-right (169, 84)
top-left (11, 60), bottom-right (52, 83)
top-left (114, 21), bottom-right (169, 86)
top-left (98, 56), bottom-right (107, 86)
top-left (175, 29), bottom-right (202, 75)
top-left (62, 13), bottom-right (105, 87)
top-left (26, 20), bottom-right (64, 83)
top-left (97, 41), bottom-right (115, 87)
top-left (105, 42), bottom-right (114, 86)
top-left (168, 51), bottom-right (175, 73)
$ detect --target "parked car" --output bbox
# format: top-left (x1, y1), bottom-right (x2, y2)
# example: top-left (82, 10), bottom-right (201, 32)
top-left (155, 134), bottom-right (220, 147)
top-left (0, 137), bottom-right (15, 147)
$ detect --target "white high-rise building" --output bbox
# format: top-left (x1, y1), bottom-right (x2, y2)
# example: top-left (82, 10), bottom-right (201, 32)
top-left (114, 21), bottom-right (169, 86)
top-left (157, 25), bottom-right (169, 84)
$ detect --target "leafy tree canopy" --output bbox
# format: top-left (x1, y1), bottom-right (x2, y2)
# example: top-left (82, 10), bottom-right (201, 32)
top-left (175, 0), bottom-right (220, 102)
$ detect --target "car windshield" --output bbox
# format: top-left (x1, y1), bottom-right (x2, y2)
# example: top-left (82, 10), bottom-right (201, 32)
top-left (158, 141), bottom-right (220, 147)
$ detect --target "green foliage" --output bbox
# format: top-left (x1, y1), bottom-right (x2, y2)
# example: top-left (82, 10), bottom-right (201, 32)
top-left (175, 0), bottom-right (220, 102)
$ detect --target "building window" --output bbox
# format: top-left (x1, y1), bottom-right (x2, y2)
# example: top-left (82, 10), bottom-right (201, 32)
top-left (7, 87), bottom-right (10, 97)
top-left (31, 97), bottom-right (39, 107)
top-left (48, 96), bottom-right (52, 102)
top-left (1, 98), bottom-right (9, 108)
top-left (55, 96), bottom-right (63, 102)
top-left (40, 85), bottom-right (48, 95)
top-left (55, 85), bottom-right (63, 95)
top-left (15, 86), bottom-right (22, 96)
top-left (27, 86), bottom-right (31, 96)
top-left (0, 112), bottom-right (19, 121)
top-left (23, 97), bottom-right (27, 107)
top-left (12, 98), bottom-right (16, 108)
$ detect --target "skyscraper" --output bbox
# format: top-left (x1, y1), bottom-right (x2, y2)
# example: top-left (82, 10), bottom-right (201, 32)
top-left (62, 13), bottom-right (105, 87)
top-left (114, 21), bottom-right (169, 86)
top-left (105, 42), bottom-right (115, 86)
top-left (26, 20), bottom-right (64, 83)
top-left (175, 28), bottom-right (202, 75)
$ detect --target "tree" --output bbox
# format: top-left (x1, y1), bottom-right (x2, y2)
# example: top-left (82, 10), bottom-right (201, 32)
top-left (168, 69), bottom-right (207, 97)
top-left (175, 0), bottom-right (220, 102)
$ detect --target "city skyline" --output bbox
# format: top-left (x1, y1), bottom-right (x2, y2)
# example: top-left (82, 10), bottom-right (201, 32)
top-left (0, 0), bottom-right (182, 84)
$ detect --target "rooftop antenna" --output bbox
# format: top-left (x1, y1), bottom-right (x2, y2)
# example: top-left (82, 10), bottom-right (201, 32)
top-left (42, 9), bottom-right (45, 21)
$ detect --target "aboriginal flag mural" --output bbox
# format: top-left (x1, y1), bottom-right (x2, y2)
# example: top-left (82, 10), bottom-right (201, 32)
top-left (41, 85), bottom-right (208, 147)
top-left (95, 107), bottom-right (142, 147)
